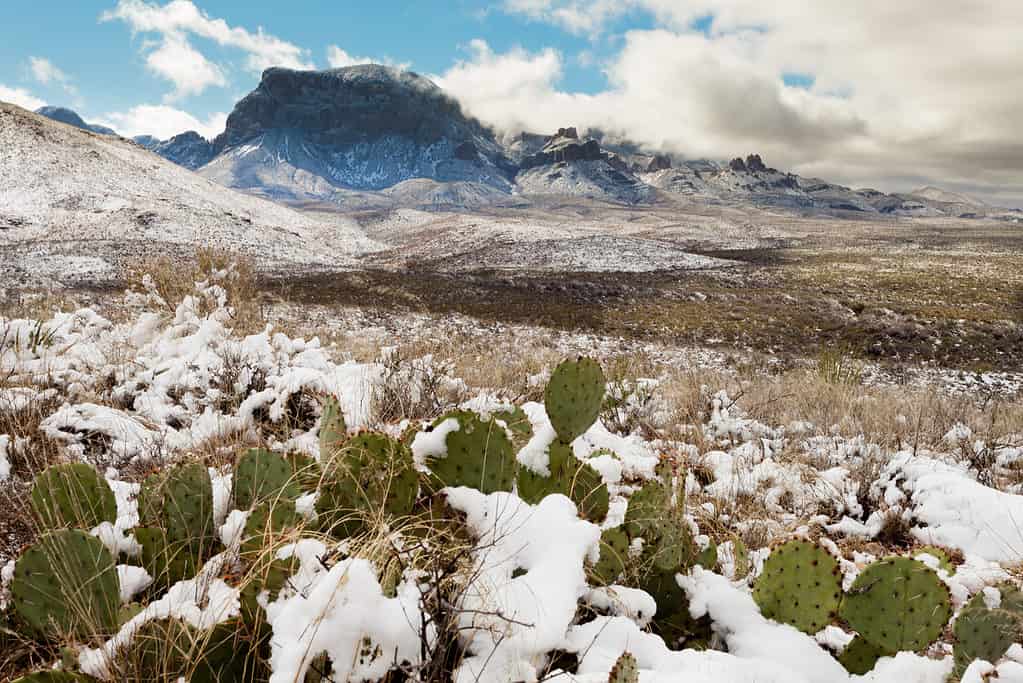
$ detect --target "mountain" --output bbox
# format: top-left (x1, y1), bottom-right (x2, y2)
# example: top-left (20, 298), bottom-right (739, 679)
top-left (145, 131), bottom-right (217, 171)
top-left (0, 102), bottom-right (377, 287)
top-left (35, 106), bottom-right (117, 136)
top-left (199, 65), bottom-right (515, 204)
top-left (911, 186), bottom-right (986, 207)
top-left (514, 128), bottom-right (653, 204)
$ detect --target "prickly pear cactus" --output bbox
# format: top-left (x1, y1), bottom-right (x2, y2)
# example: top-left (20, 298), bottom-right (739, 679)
top-left (838, 635), bottom-right (888, 675)
top-left (753, 540), bottom-right (842, 635)
top-left (425, 410), bottom-right (516, 494)
top-left (11, 529), bottom-right (120, 640)
top-left (319, 395), bottom-right (348, 459)
top-left (914, 545), bottom-right (955, 574)
top-left (731, 537), bottom-right (750, 580)
top-left (233, 448), bottom-right (301, 510)
top-left (840, 557), bottom-right (951, 652)
top-left (608, 651), bottom-right (639, 683)
top-left (137, 462), bottom-right (217, 585)
top-left (517, 440), bottom-right (609, 521)
top-left (316, 432), bottom-right (419, 538)
top-left (284, 451), bottom-right (323, 492)
top-left (623, 478), bottom-right (670, 539)
top-left (240, 499), bottom-right (302, 557)
top-left (545, 357), bottom-right (606, 442)
top-left (30, 463), bottom-right (118, 531)
top-left (953, 590), bottom-right (1022, 677)
top-left (493, 406), bottom-right (534, 451)
top-left (127, 617), bottom-right (249, 683)
top-left (592, 527), bottom-right (630, 585)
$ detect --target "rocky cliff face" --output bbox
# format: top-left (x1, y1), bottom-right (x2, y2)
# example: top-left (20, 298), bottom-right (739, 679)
top-left (147, 131), bottom-right (216, 171)
top-left (201, 65), bottom-right (514, 196)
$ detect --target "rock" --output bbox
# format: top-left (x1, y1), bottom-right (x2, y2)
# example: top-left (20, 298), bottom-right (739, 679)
top-left (148, 131), bottom-right (217, 171)
top-left (745, 154), bottom-right (768, 173)
top-left (729, 157), bottom-right (748, 173)
top-left (647, 154), bottom-right (672, 172)
top-left (203, 65), bottom-right (514, 193)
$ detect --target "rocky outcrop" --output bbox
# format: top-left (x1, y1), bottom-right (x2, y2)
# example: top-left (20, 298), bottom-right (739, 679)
top-left (647, 155), bottom-right (672, 172)
top-left (519, 130), bottom-right (606, 169)
top-left (148, 131), bottom-right (217, 171)
top-left (203, 65), bottom-right (514, 193)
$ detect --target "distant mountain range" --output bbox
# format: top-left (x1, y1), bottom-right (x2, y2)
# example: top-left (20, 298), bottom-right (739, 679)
top-left (27, 69), bottom-right (1022, 219)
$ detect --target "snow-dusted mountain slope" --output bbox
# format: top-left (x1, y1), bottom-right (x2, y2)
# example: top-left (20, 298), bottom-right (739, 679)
top-left (199, 65), bottom-right (515, 203)
top-left (0, 103), bottom-right (380, 285)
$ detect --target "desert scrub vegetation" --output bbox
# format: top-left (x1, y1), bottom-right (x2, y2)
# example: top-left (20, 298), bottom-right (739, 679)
top-left (1, 256), bottom-right (1023, 681)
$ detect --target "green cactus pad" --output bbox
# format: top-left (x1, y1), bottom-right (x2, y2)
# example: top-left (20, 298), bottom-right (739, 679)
top-left (494, 406), bottom-right (534, 451)
top-left (136, 526), bottom-right (199, 586)
top-left (696, 541), bottom-right (718, 571)
top-left (240, 499), bottom-right (301, 557)
top-left (623, 479), bottom-right (670, 539)
top-left (11, 529), bottom-right (120, 640)
top-left (126, 617), bottom-right (249, 683)
top-left (592, 527), bottom-right (630, 584)
top-left (641, 566), bottom-right (712, 647)
top-left (152, 462), bottom-right (215, 551)
top-left (240, 556), bottom-right (298, 629)
top-left (316, 432), bottom-right (419, 537)
top-left (953, 591), bottom-right (1022, 677)
top-left (731, 538), bottom-right (750, 580)
top-left (914, 545), bottom-right (955, 574)
top-left (840, 557), bottom-right (951, 652)
top-left (752, 540), bottom-right (842, 635)
top-left (426, 411), bottom-right (516, 494)
top-left (233, 448), bottom-right (301, 510)
top-left (608, 652), bottom-right (639, 683)
top-left (643, 520), bottom-right (693, 573)
top-left (838, 635), bottom-right (889, 675)
top-left (284, 451), bottom-right (323, 492)
top-left (30, 463), bottom-right (118, 531)
top-left (319, 395), bottom-right (348, 459)
top-left (545, 357), bottom-right (606, 442)
top-left (516, 440), bottom-right (608, 521)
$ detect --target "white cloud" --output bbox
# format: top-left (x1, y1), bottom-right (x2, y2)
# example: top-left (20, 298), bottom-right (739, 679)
top-left (326, 46), bottom-right (410, 71)
top-left (101, 0), bottom-right (315, 99)
top-left (503, 0), bottom-right (628, 34)
top-left (29, 57), bottom-right (70, 86)
top-left (96, 104), bottom-right (227, 140)
top-left (0, 84), bottom-right (46, 111)
top-left (476, 0), bottom-right (1023, 205)
top-left (146, 33), bottom-right (226, 100)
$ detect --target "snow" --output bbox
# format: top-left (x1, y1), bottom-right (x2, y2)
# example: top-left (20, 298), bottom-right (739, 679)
top-left (0, 434), bottom-right (10, 481)
top-left (444, 488), bottom-right (601, 683)
top-left (876, 454), bottom-right (1023, 563)
top-left (264, 552), bottom-right (428, 683)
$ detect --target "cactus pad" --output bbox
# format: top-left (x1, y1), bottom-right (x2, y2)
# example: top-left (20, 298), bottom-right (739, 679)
top-left (838, 635), bottom-right (888, 675)
top-left (425, 411), bottom-right (516, 494)
top-left (30, 463), bottom-right (117, 531)
top-left (11, 529), bottom-right (120, 640)
top-left (608, 652), bottom-right (639, 683)
top-left (914, 545), bottom-right (955, 574)
top-left (316, 432), bottom-right (419, 537)
top-left (518, 440), bottom-right (608, 521)
top-left (494, 406), bottom-right (534, 451)
top-left (752, 540), bottom-right (842, 635)
top-left (545, 357), bottom-right (606, 442)
top-left (592, 527), bottom-right (630, 584)
top-left (233, 448), bottom-right (301, 510)
top-left (953, 590), bottom-right (1022, 677)
top-left (840, 557), bottom-right (951, 652)
top-left (731, 538), bottom-right (750, 580)
top-left (623, 479), bottom-right (670, 539)
top-left (318, 395), bottom-right (348, 459)
top-left (240, 499), bottom-right (302, 557)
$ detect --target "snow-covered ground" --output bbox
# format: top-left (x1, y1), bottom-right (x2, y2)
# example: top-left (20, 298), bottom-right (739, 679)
top-left (2, 266), bottom-right (1022, 682)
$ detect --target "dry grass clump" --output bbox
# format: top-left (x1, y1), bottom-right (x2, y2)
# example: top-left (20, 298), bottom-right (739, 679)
top-left (121, 247), bottom-right (262, 334)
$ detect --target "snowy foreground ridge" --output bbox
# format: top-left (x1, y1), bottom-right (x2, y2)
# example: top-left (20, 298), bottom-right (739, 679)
top-left (1, 270), bottom-right (1023, 683)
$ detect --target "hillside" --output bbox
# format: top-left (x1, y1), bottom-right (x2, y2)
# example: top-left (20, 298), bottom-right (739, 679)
top-left (0, 103), bottom-right (378, 287)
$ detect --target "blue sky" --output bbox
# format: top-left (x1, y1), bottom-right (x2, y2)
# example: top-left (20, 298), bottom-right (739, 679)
top-left (1, 1), bottom-right (1020, 206)
top-left (0, 1), bottom-right (634, 128)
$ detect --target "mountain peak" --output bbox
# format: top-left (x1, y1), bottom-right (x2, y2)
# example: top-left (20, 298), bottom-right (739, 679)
top-left (35, 106), bottom-right (116, 136)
